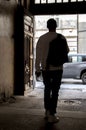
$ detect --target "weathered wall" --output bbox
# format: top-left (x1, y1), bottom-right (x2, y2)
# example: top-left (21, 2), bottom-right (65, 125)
top-left (78, 22), bottom-right (86, 53)
top-left (0, 0), bottom-right (31, 98)
top-left (0, 0), bottom-right (17, 97)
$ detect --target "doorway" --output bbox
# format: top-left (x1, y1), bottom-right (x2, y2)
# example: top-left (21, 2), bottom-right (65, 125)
top-left (24, 13), bottom-right (34, 95)
top-left (23, 13), bottom-right (86, 95)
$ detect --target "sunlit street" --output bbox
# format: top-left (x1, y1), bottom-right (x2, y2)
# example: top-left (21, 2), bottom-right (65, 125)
top-left (35, 79), bottom-right (86, 100)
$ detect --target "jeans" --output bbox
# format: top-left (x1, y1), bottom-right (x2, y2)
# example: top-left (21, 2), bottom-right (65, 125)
top-left (42, 70), bottom-right (63, 115)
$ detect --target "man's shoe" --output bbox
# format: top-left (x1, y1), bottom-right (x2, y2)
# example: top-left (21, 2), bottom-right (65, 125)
top-left (45, 110), bottom-right (50, 119)
top-left (48, 115), bottom-right (59, 123)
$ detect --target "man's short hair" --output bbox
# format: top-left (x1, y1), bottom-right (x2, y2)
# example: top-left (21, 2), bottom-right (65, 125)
top-left (47, 18), bottom-right (57, 29)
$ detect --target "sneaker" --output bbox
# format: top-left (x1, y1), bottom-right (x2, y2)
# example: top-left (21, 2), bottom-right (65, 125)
top-left (48, 115), bottom-right (59, 123)
top-left (45, 110), bottom-right (50, 119)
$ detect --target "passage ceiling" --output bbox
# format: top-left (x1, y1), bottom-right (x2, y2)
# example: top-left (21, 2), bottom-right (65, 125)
top-left (30, 0), bottom-right (86, 15)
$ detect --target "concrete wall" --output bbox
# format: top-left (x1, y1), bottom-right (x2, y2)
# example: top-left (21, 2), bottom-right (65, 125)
top-left (0, 0), bottom-right (31, 97)
top-left (0, 0), bottom-right (17, 97)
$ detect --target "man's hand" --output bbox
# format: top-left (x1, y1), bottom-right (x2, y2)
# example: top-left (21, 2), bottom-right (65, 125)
top-left (35, 71), bottom-right (41, 77)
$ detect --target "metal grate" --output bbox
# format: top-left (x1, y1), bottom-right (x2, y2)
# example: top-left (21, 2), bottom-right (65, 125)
top-left (35, 0), bottom-right (86, 4)
top-left (30, 0), bottom-right (86, 14)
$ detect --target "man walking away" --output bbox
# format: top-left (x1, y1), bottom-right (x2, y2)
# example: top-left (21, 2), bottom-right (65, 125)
top-left (35, 18), bottom-right (69, 123)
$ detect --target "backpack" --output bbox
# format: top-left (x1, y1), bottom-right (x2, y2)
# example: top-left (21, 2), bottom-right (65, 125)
top-left (46, 34), bottom-right (68, 67)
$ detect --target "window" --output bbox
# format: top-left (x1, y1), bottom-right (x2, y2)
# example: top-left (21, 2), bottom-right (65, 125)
top-left (35, 0), bottom-right (40, 4)
top-left (48, 0), bottom-right (55, 3)
top-left (35, 0), bottom-right (86, 3)
top-left (68, 55), bottom-right (86, 63)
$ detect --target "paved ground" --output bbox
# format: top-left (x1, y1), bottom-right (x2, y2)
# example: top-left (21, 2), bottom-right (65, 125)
top-left (0, 81), bottom-right (86, 130)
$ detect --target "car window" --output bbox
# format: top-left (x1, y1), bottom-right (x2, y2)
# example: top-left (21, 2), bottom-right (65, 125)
top-left (77, 56), bottom-right (82, 62)
top-left (68, 55), bottom-right (86, 63)
top-left (82, 56), bottom-right (86, 61)
top-left (68, 56), bottom-right (72, 62)
top-left (77, 56), bottom-right (86, 62)
top-left (68, 56), bottom-right (77, 63)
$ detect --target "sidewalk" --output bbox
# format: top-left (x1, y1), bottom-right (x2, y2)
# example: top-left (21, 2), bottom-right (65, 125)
top-left (0, 86), bottom-right (86, 130)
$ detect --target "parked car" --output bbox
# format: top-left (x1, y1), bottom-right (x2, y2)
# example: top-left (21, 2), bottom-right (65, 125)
top-left (62, 53), bottom-right (86, 84)
top-left (37, 54), bottom-right (86, 84)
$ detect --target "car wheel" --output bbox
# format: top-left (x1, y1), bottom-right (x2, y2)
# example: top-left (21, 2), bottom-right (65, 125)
top-left (81, 72), bottom-right (86, 84)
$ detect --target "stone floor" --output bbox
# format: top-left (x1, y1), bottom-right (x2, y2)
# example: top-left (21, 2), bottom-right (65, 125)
top-left (0, 86), bottom-right (86, 130)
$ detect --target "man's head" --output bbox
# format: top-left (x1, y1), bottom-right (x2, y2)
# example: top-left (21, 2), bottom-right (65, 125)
top-left (47, 18), bottom-right (57, 31)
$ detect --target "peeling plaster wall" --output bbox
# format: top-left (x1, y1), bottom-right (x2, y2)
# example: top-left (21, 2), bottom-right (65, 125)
top-left (0, 0), bottom-right (17, 97)
top-left (0, 0), bottom-right (31, 97)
